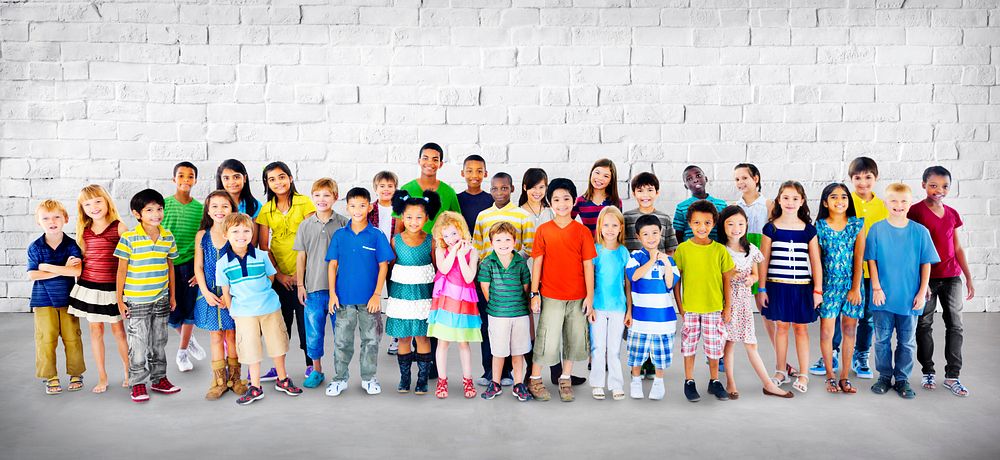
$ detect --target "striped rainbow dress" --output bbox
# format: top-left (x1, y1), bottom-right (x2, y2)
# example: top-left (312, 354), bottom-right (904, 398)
top-left (426, 249), bottom-right (482, 342)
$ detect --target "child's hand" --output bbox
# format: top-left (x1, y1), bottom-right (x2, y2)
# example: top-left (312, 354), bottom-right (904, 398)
top-left (722, 308), bottom-right (731, 324)
top-left (744, 274), bottom-right (757, 287)
top-left (297, 285), bottom-right (307, 306)
top-left (530, 295), bottom-right (541, 314)
top-left (656, 252), bottom-right (670, 264)
top-left (169, 296), bottom-right (176, 312)
top-left (367, 294), bottom-right (381, 314)
top-left (277, 273), bottom-right (295, 291)
top-left (757, 292), bottom-right (769, 309)
top-left (328, 293), bottom-right (340, 314)
top-left (67, 257), bottom-right (81, 267)
top-left (847, 287), bottom-right (862, 306)
top-left (813, 292), bottom-right (822, 309)
top-left (118, 301), bottom-right (130, 319)
top-left (457, 240), bottom-right (472, 256)
top-left (587, 308), bottom-right (596, 323)
top-left (965, 279), bottom-right (975, 301)
top-left (913, 291), bottom-right (927, 311)
top-left (202, 290), bottom-right (221, 307)
top-left (624, 312), bottom-right (632, 328)
top-left (872, 288), bottom-right (886, 306)
top-left (188, 275), bottom-right (197, 288)
top-left (582, 296), bottom-right (593, 317)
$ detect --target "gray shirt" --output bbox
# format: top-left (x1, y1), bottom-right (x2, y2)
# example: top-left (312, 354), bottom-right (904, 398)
top-left (623, 208), bottom-right (678, 253)
top-left (293, 212), bottom-right (349, 293)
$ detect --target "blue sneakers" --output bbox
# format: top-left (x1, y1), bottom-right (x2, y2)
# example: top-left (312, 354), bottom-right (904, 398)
top-left (303, 370), bottom-right (325, 389)
top-left (808, 350), bottom-right (839, 376)
top-left (853, 352), bottom-right (873, 379)
top-left (248, 367), bottom-right (280, 382)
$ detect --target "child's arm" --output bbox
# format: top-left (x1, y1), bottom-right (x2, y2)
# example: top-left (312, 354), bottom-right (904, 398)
top-left (808, 236), bottom-right (823, 309)
top-left (193, 232), bottom-right (221, 307)
top-left (673, 269), bottom-right (683, 316)
top-left (623, 275), bottom-right (633, 327)
top-left (29, 261), bottom-right (82, 280)
top-left (914, 263), bottom-right (931, 311)
top-left (167, 258), bottom-right (176, 311)
top-left (758, 234), bottom-right (772, 308)
top-left (868, 259), bottom-right (885, 306)
top-left (220, 285), bottom-right (232, 310)
top-left (847, 229), bottom-right (865, 306)
top-left (480, 281), bottom-right (491, 302)
top-left (722, 268), bottom-right (734, 323)
top-left (327, 260), bottom-right (340, 313)
top-left (435, 244), bottom-right (459, 274)
top-left (296, 251), bottom-right (308, 306)
top-left (368, 261), bottom-right (387, 313)
top-left (258, 223), bottom-right (293, 288)
top-left (457, 246), bottom-right (479, 284)
top-left (630, 250), bottom-right (659, 282)
top-left (530, 255), bottom-right (543, 314)
top-left (116, 258), bottom-right (129, 318)
top-left (582, 258), bottom-right (595, 316)
top-left (953, 232), bottom-right (975, 300)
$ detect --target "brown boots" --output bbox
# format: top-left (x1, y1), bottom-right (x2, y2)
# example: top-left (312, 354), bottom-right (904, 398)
top-left (205, 358), bottom-right (249, 400)
top-left (227, 357), bottom-right (248, 395)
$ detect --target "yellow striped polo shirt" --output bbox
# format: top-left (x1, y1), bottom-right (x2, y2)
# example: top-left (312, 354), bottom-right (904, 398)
top-left (472, 202), bottom-right (535, 260)
top-left (114, 224), bottom-right (178, 304)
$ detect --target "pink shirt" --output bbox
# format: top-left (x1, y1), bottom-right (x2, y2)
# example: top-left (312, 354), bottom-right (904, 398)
top-left (907, 201), bottom-right (963, 279)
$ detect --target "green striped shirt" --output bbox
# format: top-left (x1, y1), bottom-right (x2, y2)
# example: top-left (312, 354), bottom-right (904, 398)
top-left (163, 196), bottom-right (203, 265)
top-left (477, 251), bottom-right (530, 317)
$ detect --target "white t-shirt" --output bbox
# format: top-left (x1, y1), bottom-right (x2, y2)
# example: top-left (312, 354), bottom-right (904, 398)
top-left (377, 204), bottom-right (393, 241)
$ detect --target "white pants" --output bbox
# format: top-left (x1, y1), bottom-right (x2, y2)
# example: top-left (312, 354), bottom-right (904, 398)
top-left (589, 310), bottom-right (626, 391)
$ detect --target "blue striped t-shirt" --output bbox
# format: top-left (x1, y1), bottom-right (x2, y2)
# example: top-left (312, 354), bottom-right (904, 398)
top-left (215, 243), bottom-right (280, 317)
top-left (625, 248), bottom-right (681, 335)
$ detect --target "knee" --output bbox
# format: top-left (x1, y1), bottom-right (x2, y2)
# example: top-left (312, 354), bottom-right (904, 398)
top-left (89, 322), bottom-right (105, 334)
top-left (776, 323), bottom-right (790, 333)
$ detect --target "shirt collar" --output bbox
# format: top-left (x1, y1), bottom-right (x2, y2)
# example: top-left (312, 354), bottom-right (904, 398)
top-left (222, 243), bottom-right (256, 276)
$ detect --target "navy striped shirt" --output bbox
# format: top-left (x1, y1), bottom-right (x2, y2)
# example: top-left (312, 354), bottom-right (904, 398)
top-left (763, 223), bottom-right (817, 284)
top-left (27, 233), bottom-right (82, 308)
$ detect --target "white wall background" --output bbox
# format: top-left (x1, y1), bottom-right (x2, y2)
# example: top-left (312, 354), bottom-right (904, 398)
top-left (1, 0), bottom-right (997, 312)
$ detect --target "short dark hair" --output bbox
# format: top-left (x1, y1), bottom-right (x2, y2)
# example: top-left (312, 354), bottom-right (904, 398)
top-left (463, 154), bottom-right (486, 167)
top-left (130, 189), bottom-right (165, 214)
top-left (922, 165), bottom-right (951, 182)
top-left (848, 156), bottom-right (879, 178)
top-left (173, 161), bottom-right (198, 177)
top-left (420, 142), bottom-right (444, 161)
top-left (492, 172), bottom-right (512, 185)
top-left (686, 199), bottom-right (718, 224)
top-left (682, 164), bottom-right (703, 179)
top-left (546, 178), bottom-right (577, 202)
top-left (630, 172), bottom-right (659, 192)
top-left (345, 187), bottom-right (371, 203)
top-left (635, 214), bottom-right (661, 233)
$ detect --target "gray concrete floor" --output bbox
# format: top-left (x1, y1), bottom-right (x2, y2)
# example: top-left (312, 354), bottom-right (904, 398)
top-left (0, 312), bottom-right (997, 460)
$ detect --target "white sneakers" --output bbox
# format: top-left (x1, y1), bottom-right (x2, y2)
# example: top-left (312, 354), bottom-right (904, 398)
top-left (175, 349), bottom-right (193, 372)
top-left (649, 379), bottom-right (666, 400)
top-left (630, 378), bottom-right (644, 399)
top-left (187, 337), bottom-right (206, 361)
top-left (362, 378), bottom-right (382, 395)
top-left (326, 380), bottom-right (347, 397)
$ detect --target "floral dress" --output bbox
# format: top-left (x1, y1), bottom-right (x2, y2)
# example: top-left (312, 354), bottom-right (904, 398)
top-left (726, 244), bottom-right (764, 344)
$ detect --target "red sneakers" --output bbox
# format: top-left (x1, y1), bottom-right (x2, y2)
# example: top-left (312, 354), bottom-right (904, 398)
top-left (150, 377), bottom-right (181, 394)
top-left (131, 384), bottom-right (149, 403)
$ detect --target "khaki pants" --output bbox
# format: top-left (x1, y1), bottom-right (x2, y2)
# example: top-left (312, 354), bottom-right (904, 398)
top-left (34, 307), bottom-right (86, 379)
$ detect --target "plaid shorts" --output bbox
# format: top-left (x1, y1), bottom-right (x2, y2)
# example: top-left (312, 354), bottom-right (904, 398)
top-left (680, 312), bottom-right (725, 359)
top-left (626, 330), bottom-right (674, 369)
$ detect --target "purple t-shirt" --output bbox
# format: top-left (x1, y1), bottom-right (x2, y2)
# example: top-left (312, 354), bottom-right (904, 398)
top-left (907, 201), bottom-right (963, 279)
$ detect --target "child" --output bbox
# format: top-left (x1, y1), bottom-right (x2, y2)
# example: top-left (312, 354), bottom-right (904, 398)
top-left (457, 154), bottom-right (493, 239)
top-left (325, 188), bottom-right (394, 397)
top-left (673, 200), bottom-right (735, 402)
top-left (734, 163), bottom-right (776, 349)
top-left (368, 170), bottom-right (400, 356)
top-left (163, 161), bottom-right (206, 372)
top-left (815, 183), bottom-right (866, 394)
top-left (216, 213), bottom-right (303, 405)
top-left (572, 158), bottom-right (623, 234)
top-left (908, 166), bottom-right (973, 397)
top-left (28, 200), bottom-right (85, 395)
top-left (866, 183), bottom-right (939, 399)
top-left (527, 178), bottom-right (597, 402)
top-left (68, 184), bottom-right (130, 393)
top-left (717, 206), bottom-right (793, 399)
top-left (385, 190), bottom-right (441, 394)
top-left (589, 207), bottom-right (631, 400)
top-left (518, 168), bottom-right (554, 260)
top-left (115, 189), bottom-right (181, 402)
top-left (194, 191), bottom-right (247, 400)
top-left (625, 214), bottom-right (681, 401)
top-left (427, 211), bottom-right (482, 399)
top-left (759, 181), bottom-right (823, 394)
top-left (216, 159), bottom-right (263, 249)
top-left (256, 161), bottom-right (316, 378)
top-left (294, 179), bottom-right (349, 389)
top-left (673, 165), bottom-right (727, 243)
top-left (477, 222), bottom-right (533, 402)
top-left (396, 142), bottom-right (463, 234)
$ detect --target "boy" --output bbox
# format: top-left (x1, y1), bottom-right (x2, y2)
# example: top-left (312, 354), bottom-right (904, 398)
top-left (162, 161), bottom-right (206, 372)
top-left (396, 142), bottom-right (462, 234)
top-left (216, 213), bottom-right (302, 405)
top-left (457, 154), bottom-right (494, 237)
top-left (908, 166), bottom-right (973, 397)
top-left (673, 200), bottom-right (735, 402)
top-left (115, 189), bottom-right (181, 402)
top-left (865, 183), bottom-right (939, 399)
top-left (325, 188), bottom-right (395, 397)
top-left (527, 178), bottom-right (597, 402)
top-left (477, 222), bottom-right (533, 402)
top-left (27, 199), bottom-right (85, 394)
top-left (672, 165), bottom-right (727, 243)
top-left (295, 178), bottom-right (349, 389)
top-left (625, 215), bottom-right (681, 401)
top-left (367, 170), bottom-right (399, 355)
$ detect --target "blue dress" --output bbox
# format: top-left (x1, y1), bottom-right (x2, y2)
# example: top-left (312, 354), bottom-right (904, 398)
top-left (194, 232), bottom-right (236, 331)
top-left (816, 217), bottom-right (866, 319)
top-left (763, 222), bottom-right (818, 324)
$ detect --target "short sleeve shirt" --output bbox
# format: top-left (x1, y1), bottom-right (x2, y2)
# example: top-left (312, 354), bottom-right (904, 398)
top-left (673, 195), bottom-right (728, 242)
top-left (457, 191), bottom-right (494, 239)
top-left (593, 244), bottom-right (630, 312)
top-left (256, 194), bottom-right (316, 276)
top-left (27, 233), bottom-right (83, 308)
top-left (476, 251), bottom-right (531, 317)
top-left (907, 201), bottom-right (963, 279)
top-left (531, 220), bottom-right (597, 301)
top-left (114, 225), bottom-right (178, 304)
top-left (215, 244), bottom-right (280, 317)
top-left (325, 224), bottom-right (395, 304)
top-left (293, 212), bottom-right (349, 293)
top-left (625, 248), bottom-right (681, 335)
top-left (853, 192), bottom-right (888, 278)
top-left (864, 220), bottom-right (940, 316)
top-left (162, 196), bottom-right (203, 265)
top-left (398, 180), bottom-right (462, 233)
top-left (623, 208), bottom-right (678, 253)
top-left (673, 240), bottom-right (735, 313)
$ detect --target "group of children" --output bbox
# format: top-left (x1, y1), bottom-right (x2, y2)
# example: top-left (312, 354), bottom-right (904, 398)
top-left (29, 146), bottom-right (975, 405)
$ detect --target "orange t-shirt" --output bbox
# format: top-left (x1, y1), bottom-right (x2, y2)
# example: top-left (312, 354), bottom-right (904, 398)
top-left (531, 220), bottom-right (597, 301)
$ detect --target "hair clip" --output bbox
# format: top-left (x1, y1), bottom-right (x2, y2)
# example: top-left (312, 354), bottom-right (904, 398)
top-left (422, 196), bottom-right (429, 202)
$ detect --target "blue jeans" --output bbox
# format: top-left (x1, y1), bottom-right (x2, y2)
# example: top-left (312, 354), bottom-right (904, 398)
top-left (167, 261), bottom-right (198, 328)
top-left (850, 278), bottom-right (875, 356)
top-left (304, 290), bottom-right (334, 360)
top-left (873, 310), bottom-right (917, 384)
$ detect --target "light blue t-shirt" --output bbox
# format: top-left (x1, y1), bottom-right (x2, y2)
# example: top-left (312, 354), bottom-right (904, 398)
top-left (593, 244), bottom-right (630, 312)
top-left (864, 220), bottom-right (939, 316)
top-left (215, 244), bottom-right (280, 317)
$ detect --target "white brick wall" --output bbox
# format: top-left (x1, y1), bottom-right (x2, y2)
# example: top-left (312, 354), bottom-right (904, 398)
top-left (1, 0), bottom-right (997, 312)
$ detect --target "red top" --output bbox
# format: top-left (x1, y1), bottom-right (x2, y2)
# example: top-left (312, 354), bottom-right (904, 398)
top-left (80, 220), bottom-right (121, 284)
top-left (531, 220), bottom-right (597, 301)
top-left (907, 202), bottom-right (963, 279)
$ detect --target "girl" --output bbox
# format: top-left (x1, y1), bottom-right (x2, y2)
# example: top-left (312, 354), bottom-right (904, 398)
top-left (194, 191), bottom-right (248, 400)
top-left (734, 163), bottom-right (778, 351)
top-left (589, 207), bottom-right (630, 400)
top-left (67, 184), bottom-right (130, 393)
top-left (217, 159), bottom-right (262, 219)
top-left (573, 159), bottom-right (623, 233)
top-left (815, 183), bottom-right (866, 394)
top-left (256, 162), bottom-right (317, 379)
top-left (717, 206), bottom-right (793, 399)
top-left (519, 168), bottom-right (553, 270)
top-left (427, 211), bottom-right (482, 399)
top-left (759, 181), bottom-right (823, 393)
top-left (385, 190), bottom-right (441, 395)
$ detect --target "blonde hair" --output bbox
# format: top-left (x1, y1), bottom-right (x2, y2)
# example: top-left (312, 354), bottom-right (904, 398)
top-left (595, 206), bottom-right (625, 246)
top-left (488, 221), bottom-right (517, 242)
top-left (76, 184), bottom-right (122, 246)
top-left (222, 213), bottom-right (255, 233)
top-left (311, 178), bottom-right (339, 199)
top-left (885, 182), bottom-right (912, 196)
top-left (37, 199), bottom-right (68, 220)
top-left (431, 211), bottom-right (471, 248)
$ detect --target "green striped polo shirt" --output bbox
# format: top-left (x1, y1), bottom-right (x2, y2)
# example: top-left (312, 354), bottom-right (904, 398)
top-left (476, 251), bottom-right (531, 318)
top-left (114, 225), bottom-right (178, 304)
top-left (162, 196), bottom-right (203, 265)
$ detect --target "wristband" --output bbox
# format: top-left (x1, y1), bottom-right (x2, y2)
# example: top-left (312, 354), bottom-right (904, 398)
top-left (757, 287), bottom-right (767, 293)
top-left (813, 289), bottom-right (823, 295)
top-left (873, 288), bottom-right (883, 292)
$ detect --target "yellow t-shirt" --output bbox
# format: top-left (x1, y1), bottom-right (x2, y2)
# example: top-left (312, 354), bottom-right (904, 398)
top-left (852, 191), bottom-right (888, 278)
top-left (256, 194), bottom-right (316, 275)
top-left (673, 240), bottom-right (735, 314)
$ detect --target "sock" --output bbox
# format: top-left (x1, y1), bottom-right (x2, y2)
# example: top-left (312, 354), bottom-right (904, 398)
top-left (530, 376), bottom-right (541, 380)
top-left (560, 374), bottom-right (571, 380)
top-left (654, 377), bottom-right (663, 384)
top-left (632, 376), bottom-right (641, 383)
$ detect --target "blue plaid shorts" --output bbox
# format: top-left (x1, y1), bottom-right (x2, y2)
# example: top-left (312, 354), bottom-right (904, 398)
top-left (626, 330), bottom-right (674, 369)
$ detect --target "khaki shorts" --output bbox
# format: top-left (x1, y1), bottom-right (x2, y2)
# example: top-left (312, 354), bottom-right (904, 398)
top-left (532, 297), bottom-right (589, 366)
top-left (234, 310), bottom-right (289, 365)
top-left (488, 315), bottom-right (532, 358)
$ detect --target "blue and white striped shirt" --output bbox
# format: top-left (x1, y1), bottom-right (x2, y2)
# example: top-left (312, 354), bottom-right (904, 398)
top-left (763, 223), bottom-right (817, 285)
top-left (625, 249), bottom-right (681, 335)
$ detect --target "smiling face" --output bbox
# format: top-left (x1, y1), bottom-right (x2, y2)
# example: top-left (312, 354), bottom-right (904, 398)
top-left (374, 179), bottom-right (396, 203)
top-left (346, 197), bottom-right (371, 223)
top-left (590, 166), bottom-right (612, 193)
top-left (684, 167), bottom-right (707, 196)
top-left (173, 166), bottom-right (197, 194)
top-left (922, 174), bottom-right (950, 204)
top-left (851, 171), bottom-right (877, 198)
top-left (220, 168), bottom-right (246, 198)
top-left (778, 186), bottom-right (803, 217)
top-left (734, 167), bottom-right (757, 194)
top-left (226, 223), bottom-right (253, 249)
top-left (311, 188), bottom-right (335, 213)
top-left (490, 176), bottom-right (512, 208)
top-left (461, 160), bottom-right (486, 190)
top-left (723, 213), bottom-right (747, 241)
top-left (824, 186), bottom-right (851, 217)
top-left (688, 211), bottom-right (714, 241)
top-left (490, 231), bottom-right (515, 256)
top-left (418, 148), bottom-right (442, 177)
top-left (600, 216), bottom-right (622, 245)
top-left (37, 209), bottom-right (67, 235)
top-left (440, 225), bottom-right (462, 247)
top-left (524, 180), bottom-right (546, 205)
top-left (81, 196), bottom-right (109, 222)
top-left (885, 190), bottom-right (913, 218)
top-left (402, 204), bottom-right (427, 234)
top-left (549, 188), bottom-right (574, 217)
top-left (134, 202), bottom-right (164, 227)
top-left (265, 168), bottom-right (291, 197)
top-left (633, 185), bottom-right (658, 211)
top-left (637, 223), bottom-right (661, 251)
top-left (207, 195), bottom-right (233, 224)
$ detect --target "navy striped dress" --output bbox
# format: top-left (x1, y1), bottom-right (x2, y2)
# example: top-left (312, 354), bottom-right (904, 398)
top-left (762, 222), bottom-right (818, 324)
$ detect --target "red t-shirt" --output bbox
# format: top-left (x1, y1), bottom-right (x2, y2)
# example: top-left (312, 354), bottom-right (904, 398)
top-left (532, 220), bottom-right (597, 300)
top-left (907, 201), bottom-right (963, 279)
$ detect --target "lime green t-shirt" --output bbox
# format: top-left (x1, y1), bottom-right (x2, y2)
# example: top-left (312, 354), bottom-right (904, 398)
top-left (397, 180), bottom-right (462, 234)
top-left (673, 239), bottom-right (735, 313)
top-left (162, 196), bottom-right (203, 265)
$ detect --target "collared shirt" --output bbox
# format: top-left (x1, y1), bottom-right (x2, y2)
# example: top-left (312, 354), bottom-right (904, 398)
top-left (473, 202), bottom-right (535, 259)
top-left (114, 224), bottom-right (178, 304)
top-left (852, 191), bottom-right (888, 278)
top-left (476, 251), bottom-right (531, 317)
top-left (623, 208), bottom-right (678, 253)
top-left (626, 248), bottom-right (680, 335)
top-left (325, 223), bottom-right (395, 305)
top-left (27, 233), bottom-right (83, 308)
top-left (256, 193), bottom-right (317, 276)
top-left (162, 196), bottom-right (203, 265)
top-left (293, 212), bottom-right (349, 293)
top-left (368, 203), bottom-right (397, 242)
top-left (215, 244), bottom-right (280, 317)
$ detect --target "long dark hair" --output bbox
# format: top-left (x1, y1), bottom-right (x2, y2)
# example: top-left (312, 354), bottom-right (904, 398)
top-left (583, 158), bottom-right (621, 206)
top-left (391, 189), bottom-right (441, 225)
top-left (200, 190), bottom-right (238, 231)
top-left (717, 205), bottom-right (751, 256)
top-left (216, 159), bottom-right (258, 217)
top-left (518, 168), bottom-right (549, 207)
top-left (816, 183), bottom-right (857, 221)
top-left (769, 181), bottom-right (812, 225)
top-left (734, 163), bottom-right (762, 192)
top-left (262, 161), bottom-right (300, 206)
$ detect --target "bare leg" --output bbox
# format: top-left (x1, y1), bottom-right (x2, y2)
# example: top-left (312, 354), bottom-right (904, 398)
top-left (840, 317), bottom-right (858, 381)
top-left (512, 355), bottom-right (525, 383)
top-left (724, 341), bottom-right (737, 392)
top-left (274, 355), bottom-right (288, 381)
top-left (774, 321), bottom-right (790, 380)
top-left (491, 356), bottom-right (504, 385)
top-left (820, 317), bottom-right (837, 382)
top-left (459, 342), bottom-right (473, 379)
top-left (436, 340), bottom-right (451, 378)
top-left (793, 324), bottom-right (810, 388)
top-left (248, 362), bottom-right (262, 388)
top-left (111, 321), bottom-right (129, 387)
top-left (745, 343), bottom-right (788, 395)
top-left (89, 323), bottom-right (108, 393)
top-left (398, 336), bottom-right (413, 355)
top-left (210, 330), bottom-right (225, 362)
top-left (223, 330), bottom-right (238, 359)
top-left (414, 336), bottom-right (431, 354)
top-left (683, 355), bottom-right (695, 380)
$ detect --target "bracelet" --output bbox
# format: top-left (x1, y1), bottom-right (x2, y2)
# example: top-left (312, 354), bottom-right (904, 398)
top-left (757, 287), bottom-right (767, 293)
top-left (813, 289), bottom-right (823, 295)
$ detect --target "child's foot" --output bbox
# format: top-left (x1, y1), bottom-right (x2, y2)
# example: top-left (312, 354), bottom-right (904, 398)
top-left (894, 380), bottom-right (916, 399)
top-left (274, 377), bottom-right (302, 396)
top-left (67, 376), bottom-right (84, 392)
top-left (130, 384), bottom-right (149, 402)
top-left (176, 349), bottom-right (193, 372)
top-left (612, 389), bottom-right (626, 401)
top-left (260, 367), bottom-right (279, 382)
top-left (304, 366), bottom-right (314, 379)
top-left (871, 377), bottom-right (892, 395)
top-left (481, 381), bottom-right (502, 400)
top-left (463, 378), bottom-right (476, 399)
top-left (92, 380), bottom-right (108, 394)
top-left (943, 378), bottom-right (970, 397)
top-left (500, 376), bottom-right (515, 387)
top-left (527, 378), bottom-right (550, 401)
top-left (237, 385), bottom-right (264, 405)
top-left (853, 352), bottom-right (873, 379)
top-left (592, 387), bottom-right (606, 400)
top-left (792, 375), bottom-right (809, 393)
top-left (435, 378), bottom-right (449, 399)
top-left (630, 378), bottom-right (644, 399)
top-left (649, 379), bottom-right (666, 400)
top-left (708, 379), bottom-right (730, 401)
top-left (387, 338), bottom-right (399, 355)
top-left (921, 373), bottom-right (936, 390)
top-left (151, 377), bottom-right (181, 394)
top-left (557, 377), bottom-right (574, 402)
top-left (325, 380), bottom-right (347, 397)
top-left (770, 370), bottom-right (790, 386)
top-left (838, 379), bottom-right (857, 394)
top-left (763, 386), bottom-right (794, 398)
top-left (44, 377), bottom-right (62, 395)
top-left (187, 336), bottom-right (207, 361)
top-left (684, 379), bottom-right (701, 402)
top-left (362, 378), bottom-right (382, 395)
top-left (303, 371), bottom-right (325, 389)
top-left (512, 383), bottom-right (532, 402)
top-left (809, 350), bottom-right (839, 375)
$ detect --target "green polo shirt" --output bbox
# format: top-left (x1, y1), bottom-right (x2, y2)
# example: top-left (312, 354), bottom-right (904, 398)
top-left (476, 251), bottom-right (531, 318)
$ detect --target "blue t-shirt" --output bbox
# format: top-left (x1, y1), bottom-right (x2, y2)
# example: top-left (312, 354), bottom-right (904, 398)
top-left (593, 244), bottom-right (629, 312)
top-left (27, 233), bottom-right (83, 308)
top-left (238, 198), bottom-right (264, 219)
top-left (457, 191), bottom-right (494, 239)
top-left (625, 249), bottom-right (680, 335)
top-left (325, 223), bottom-right (395, 305)
top-left (864, 220), bottom-right (940, 316)
top-left (215, 244), bottom-right (280, 317)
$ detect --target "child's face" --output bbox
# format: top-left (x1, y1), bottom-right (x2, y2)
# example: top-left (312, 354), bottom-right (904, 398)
top-left (637, 224), bottom-right (660, 250)
top-left (922, 174), bottom-right (950, 203)
top-left (418, 149), bottom-right (442, 177)
top-left (461, 160), bottom-right (486, 190)
top-left (734, 167), bottom-right (757, 194)
top-left (723, 214), bottom-right (747, 241)
top-left (207, 196), bottom-right (233, 224)
top-left (220, 168), bottom-right (246, 197)
top-left (885, 190), bottom-right (913, 218)
top-left (311, 188), bottom-right (336, 213)
top-left (226, 224), bottom-right (253, 248)
top-left (37, 210), bottom-right (67, 234)
top-left (524, 180), bottom-right (546, 204)
top-left (688, 211), bottom-right (714, 240)
top-left (346, 197), bottom-right (371, 222)
top-left (824, 187), bottom-right (851, 216)
top-left (633, 185), bottom-right (658, 210)
top-left (490, 232), bottom-right (515, 256)
top-left (265, 168), bottom-right (292, 196)
top-left (374, 179), bottom-right (396, 203)
top-left (402, 204), bottom-right (427, 234)
top-left (173, 166), bottom-right (197, 194)
top-left (600, 217), bottom-right (622, 245)
top-left (81, 196), bottom-right (109, 221)
top-left (549, 189), bottom-right (574, 217)
top-left (851, 171), bottom-right (877, 197)
top-left (684, 167), bottom-right (707, 195)
top-left (590, 166), bottom-right (612, 193)
top-left (490, 176), bottom-right (512, 207)
top-left (778, 187), bottom-right (803, 217)
top-left (441, 225), bottom-right (462, 247)
top-left (133, 202), bottom-right (164, 227)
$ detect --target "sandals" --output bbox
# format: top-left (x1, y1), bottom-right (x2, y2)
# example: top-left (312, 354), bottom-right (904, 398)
top-left (943, 378), bottom-right (970, 397)
top-left (921, 373), bottom-right (936, 390)
top-left (839, 379), bottom-right (857, 394)
top-left (435, 377), bottom-right (448, 399)
top-left (786, 363), bottom-right (799, 378)
top-left (793, 375), bottom-right (809, 393)
top-left (727, 390), bottom-right (740, 400)
top-left (67, 376), bottom-right (84, 392)
top-left (825, 378), bottom-right (840, 393)
top-left (770, 370), bottom-right (790, 386)
top-left (611, 389), bottom-right (626, 401)
top-left (592, 387), bottom-right (606, 400)
top-left (45, 377), bottom-right (63, 395)
top-left (462, 377), bottom-right (476, 399)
